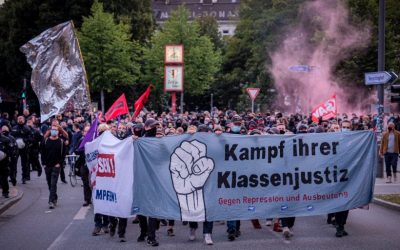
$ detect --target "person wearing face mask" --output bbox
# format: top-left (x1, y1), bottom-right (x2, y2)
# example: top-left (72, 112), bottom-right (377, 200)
top-left (11, 116), bottom-right (33, 184)
top-left (109, 123), bottom-right (129, 242)
top-left (379, 122), bottom-right (400, 183)
top-left (340, 120), bottom-right (352, 132)
top-left (40, 125), bottom-right (66, 209)
top-left (136, 118), bottom-right (159, 246)
top-left (1, 125), bottom-right (18, 186)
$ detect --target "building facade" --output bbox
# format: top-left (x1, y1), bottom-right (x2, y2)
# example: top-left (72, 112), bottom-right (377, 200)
top-left (152, 0), bottom-right (240, 36)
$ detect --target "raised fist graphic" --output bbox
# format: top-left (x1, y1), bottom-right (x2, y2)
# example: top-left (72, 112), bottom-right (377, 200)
top-left (170, 140), bottom-right (215, 221)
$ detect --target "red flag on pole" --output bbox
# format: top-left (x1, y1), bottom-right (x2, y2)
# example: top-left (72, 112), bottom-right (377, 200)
top-left (132, 85), bottom-right (151, 119)
top-left (311, 95), bottom-right (337, 123)
top-left (104, 94), bottom-right (129, 121)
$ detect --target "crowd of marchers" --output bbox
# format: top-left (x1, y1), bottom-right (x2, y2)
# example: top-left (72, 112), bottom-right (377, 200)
top-left (0, 108), bottom-right (398, 246)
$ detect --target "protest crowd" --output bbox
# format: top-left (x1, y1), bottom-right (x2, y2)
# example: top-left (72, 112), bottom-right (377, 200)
top-left (0, 105), bottom-right (397, 246)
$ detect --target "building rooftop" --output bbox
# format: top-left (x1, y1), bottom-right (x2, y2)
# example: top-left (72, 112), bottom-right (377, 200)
top-left (152, 0), bottom-right (240, 22)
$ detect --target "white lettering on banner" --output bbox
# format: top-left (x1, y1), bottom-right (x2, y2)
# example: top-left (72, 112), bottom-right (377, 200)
top-left (97, 154), bottom-right (116, 178)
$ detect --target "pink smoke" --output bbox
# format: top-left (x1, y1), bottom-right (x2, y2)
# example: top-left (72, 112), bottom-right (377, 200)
top-left (270, 0), bottom-right (372, 114)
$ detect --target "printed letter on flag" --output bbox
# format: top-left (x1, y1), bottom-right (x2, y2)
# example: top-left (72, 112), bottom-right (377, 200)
top-left (311, 95), bottom-right (337, 123)
top-left (20, 21), bottom-right (90, 122)
top-left (104, 94), bottom-right (129, 121)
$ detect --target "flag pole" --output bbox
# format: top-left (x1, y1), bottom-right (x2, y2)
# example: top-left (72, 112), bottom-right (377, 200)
top-left (70, 20), bottom-right (91, 103)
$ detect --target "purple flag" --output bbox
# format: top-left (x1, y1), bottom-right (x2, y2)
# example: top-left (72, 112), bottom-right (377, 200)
top-left (77, 117), bottom-right (99, 151)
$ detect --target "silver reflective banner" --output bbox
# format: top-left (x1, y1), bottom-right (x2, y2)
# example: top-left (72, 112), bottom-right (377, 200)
top-left (20, 21), bottom-right (90, 122)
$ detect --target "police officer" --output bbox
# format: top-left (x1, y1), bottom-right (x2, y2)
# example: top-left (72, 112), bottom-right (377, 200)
top-left (11, 116), bottom-right (33, 184)
top-left (27, 117), bottom-right (43, 176)
top-left (1, 126), bottom-right (18, 186)
top-left (0, 130), bottom-right (12, 198)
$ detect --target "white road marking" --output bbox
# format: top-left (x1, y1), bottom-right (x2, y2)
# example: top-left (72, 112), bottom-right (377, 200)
top-left (47, 206), bottom-right (90, 250)
top-left (73, 206), bottom-right (90, 220)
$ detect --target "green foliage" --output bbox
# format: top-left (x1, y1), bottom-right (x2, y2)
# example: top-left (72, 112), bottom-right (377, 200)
top-left (218, 0), bottom-right (304, 111)
top-left (78, 1), bottom-right (141, 94)
top-left (195, 16), bottom-right (224, 50)
top-left (0, 0), bottom-right (93, 96)
top-left (142, 6), bottom-right (221, 110)
top-left (102, 0), bottom-right (155, 43)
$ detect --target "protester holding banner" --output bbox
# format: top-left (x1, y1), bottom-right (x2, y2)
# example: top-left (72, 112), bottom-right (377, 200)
top-left (136, 118), bottom-right (160, 247)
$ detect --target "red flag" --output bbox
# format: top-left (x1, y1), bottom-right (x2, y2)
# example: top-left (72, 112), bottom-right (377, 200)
top-left (104, 94), bottom-right (129, 121)
top-left (311, 95), bottom-right (337, 123)
top-left (132, 85), bottom-right (151, 119)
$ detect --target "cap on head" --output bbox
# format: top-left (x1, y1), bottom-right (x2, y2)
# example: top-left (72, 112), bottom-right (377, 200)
top-left (144, 118), bottom-right (159, 128)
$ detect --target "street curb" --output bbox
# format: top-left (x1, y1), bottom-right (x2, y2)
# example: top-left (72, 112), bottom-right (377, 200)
top-left (373, 197), bottom-right (400, 212)
top-left (0, 189), bottom-right (24, 215)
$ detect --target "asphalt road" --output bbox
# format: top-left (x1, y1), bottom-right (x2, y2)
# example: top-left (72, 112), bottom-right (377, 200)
top-left (0, 172), bottom-right (399, 250)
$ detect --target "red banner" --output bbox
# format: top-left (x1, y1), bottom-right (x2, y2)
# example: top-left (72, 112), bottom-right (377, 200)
top-left (132, 85), bottom-right (151, 119)
top-left (104, 94), bottom-right (129, 121)
top-left (311, 95), bottom-right (337, 123)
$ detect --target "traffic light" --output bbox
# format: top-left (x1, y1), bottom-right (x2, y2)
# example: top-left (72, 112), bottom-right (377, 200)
top-left (390, 85), bottom-right (400, 102)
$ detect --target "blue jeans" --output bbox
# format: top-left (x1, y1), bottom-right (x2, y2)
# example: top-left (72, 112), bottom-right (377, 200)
top-left (45, 166), bottom-right (60, 203)
top-left (189, 221), bottom-right (214, 234)
top-left (227, 220), bottom-right (236, 233)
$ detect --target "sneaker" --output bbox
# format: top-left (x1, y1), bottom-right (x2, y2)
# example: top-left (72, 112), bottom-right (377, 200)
top-left (273, 222), bottom-right (282, 232)
top-left (137, 234), bottom-right (146, 242)
top-left (102, 226), bottom-right (109, 234)
top-left (3, 193), bottom-right (9, 198)
top-left (189, 228), bottom-right (196, 241)
top-left (160, 219), bottom-right (167, 226)
top-left (251, 219), bottom-right (262, 229)
top-left (204, 233), bottom-right (213, 245)
top-left (342, 230), bottom-right (349, 236)
top-left (283, 227), bottom-right (291, 239)
top-left (386, 176), bottom-right (392, 183)
top-left (48, 202), bottom-right (55, 209)
top-left (61, 180), bottom-right (68, 184)
top-left (228, 232), bottom-right (235, 241)
top-left (265, 220), bottom-right (272, 226)
top-left (147, 239), bottom-right (159, 247)
top-left (92, 227), bottom-right (101, 236)
top-left (110, 227), bottom-right (116, 237)
top-left (53, 200), bottom-right (58, 207)
top-left (167, 228), bottom-right (175, 236)
top-left (119, 236), bottom-right (126, 242)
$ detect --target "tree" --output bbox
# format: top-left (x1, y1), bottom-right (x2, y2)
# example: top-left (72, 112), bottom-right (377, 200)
top-left (0, 0), bottom-right (94, 112)
top-left (78, 0), bottom-right (141, 112)
top-left (196, 15), bottom-right (224, 50)
top-left (217, 0), bottom-right (304, 111)
top-left (142, 6), bottom-right (221, 111)
top-left (102, 0), bottom-right (155, 44)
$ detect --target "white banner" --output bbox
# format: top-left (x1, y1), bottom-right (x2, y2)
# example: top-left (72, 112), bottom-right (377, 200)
top-left (85, 131), bottom-right (134, 218)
